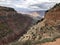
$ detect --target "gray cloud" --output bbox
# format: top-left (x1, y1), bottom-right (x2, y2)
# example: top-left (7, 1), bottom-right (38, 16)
top-left (0, 0), bottom-right (59, 12)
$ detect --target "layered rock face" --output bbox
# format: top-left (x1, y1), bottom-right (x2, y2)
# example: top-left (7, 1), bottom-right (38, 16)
top-left (11, 3), bottom-right (60, 45)
top-left (45, 3), bottom-right (60, 26)
top-left (0, 6), bottom-right (33, 45)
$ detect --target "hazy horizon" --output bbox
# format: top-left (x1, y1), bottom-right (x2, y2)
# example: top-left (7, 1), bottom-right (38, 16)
top-left (0, 0), bottom-right (60, 18)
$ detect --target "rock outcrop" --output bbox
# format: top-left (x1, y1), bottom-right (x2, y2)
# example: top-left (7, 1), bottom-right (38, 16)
top-left (10, 3), bottom-right (60, 45)
top-left (45, 3), bottom-right (60, 26)
top-left (1, 3), bottom-right (60, 45)
top-left (0, 6), bottom-right (33, 45)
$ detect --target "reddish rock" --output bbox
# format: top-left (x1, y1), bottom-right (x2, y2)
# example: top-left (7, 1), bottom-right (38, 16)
top-left (45, 3), bottom-right (60, 26)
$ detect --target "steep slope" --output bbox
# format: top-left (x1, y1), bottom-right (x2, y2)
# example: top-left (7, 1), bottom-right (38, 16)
top-left (0, 6), bottom-right (33, 45)
top-left (45, 3), bottom-right (60, 26)
top-left (10, 3), bottom-right (60, 45)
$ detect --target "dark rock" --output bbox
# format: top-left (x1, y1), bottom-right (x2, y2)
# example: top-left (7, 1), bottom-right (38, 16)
top-left (0, 6), bottom-right (33, 45)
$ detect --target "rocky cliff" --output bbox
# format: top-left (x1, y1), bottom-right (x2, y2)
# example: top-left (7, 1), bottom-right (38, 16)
top-left (0, 6), bottom-right (33, 45)
top-left (10, 3), bottom-right (60, 45)
top-left (45, 3), bottom-right (60, 26)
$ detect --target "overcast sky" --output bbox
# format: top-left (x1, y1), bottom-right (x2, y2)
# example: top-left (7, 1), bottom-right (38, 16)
top-left (0, 0), bottom-right (60, 11)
